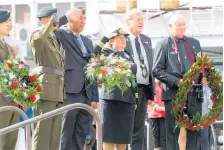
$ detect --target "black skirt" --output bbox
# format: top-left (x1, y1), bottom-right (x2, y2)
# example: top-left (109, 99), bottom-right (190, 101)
top-left (99, 99), bottom-right (135, 144)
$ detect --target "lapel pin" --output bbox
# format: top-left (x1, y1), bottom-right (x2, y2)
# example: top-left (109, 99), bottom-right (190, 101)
top-left (172, 44), bottom-right (177, 51)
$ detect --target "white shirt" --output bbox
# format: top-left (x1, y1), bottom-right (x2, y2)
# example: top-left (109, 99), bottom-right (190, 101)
top-left (128, 33), bottom-right (149, 85)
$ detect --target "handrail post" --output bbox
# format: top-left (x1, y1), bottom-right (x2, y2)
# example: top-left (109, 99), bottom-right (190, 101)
top-left (0, 106), bottom-right (31, 150)
top-left (0, 103), bottom-right (102, 150)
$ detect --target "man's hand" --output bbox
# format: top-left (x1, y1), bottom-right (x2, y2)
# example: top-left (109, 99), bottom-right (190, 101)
top-left (176, 79), bottom-right (183, 87)
top-left (22, 104), bottom-right (29, 111)
top-left (14, 100), bottom-right (28, 111)
top-left (91, 101), bottom-right (98, 109)
top-left (51, 13), bottom-right (59, 30)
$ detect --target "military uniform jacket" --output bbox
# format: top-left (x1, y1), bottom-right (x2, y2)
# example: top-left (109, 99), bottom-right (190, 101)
top-left (98, 48), bottom-right (137, 104)
top-left (0, 40), bottom-right (16, 104)
top-left (30, 21), bottom-right (64, 102)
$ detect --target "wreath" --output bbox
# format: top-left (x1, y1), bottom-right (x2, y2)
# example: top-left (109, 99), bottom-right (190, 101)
top-left (172, 55), bottom-right (223, 131)
top-left (85, 53), bottom-right (136, 94)
top-left (0, 57), bottom-right (41, 107)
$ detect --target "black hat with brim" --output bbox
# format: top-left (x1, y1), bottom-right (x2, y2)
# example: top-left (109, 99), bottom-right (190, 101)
top-left (37, 7), bottom-right (57, 18)
top-left (109, 28), bottom-right (129, 39)
top-left (0, 9), bottom-right (10, 23)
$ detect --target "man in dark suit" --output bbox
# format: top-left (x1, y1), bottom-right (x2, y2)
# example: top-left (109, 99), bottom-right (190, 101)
top-left (124, 9), bottom-right (154, 150)
top-left (54, 8), bottom-right (98, 150)
top-left (152, 13), bottom-right (202, 150)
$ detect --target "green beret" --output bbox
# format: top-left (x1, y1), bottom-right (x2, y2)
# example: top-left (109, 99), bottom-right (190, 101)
top-left (37, 7), bottom-right (57, 18)
top-left (0, 9), bottom-right (10, 23)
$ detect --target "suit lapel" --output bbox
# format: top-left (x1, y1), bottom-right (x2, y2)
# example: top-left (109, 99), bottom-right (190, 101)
top-left (168, 37), bottom-right (183, 72)
top-left (125, 37), bottom-right (134, 57)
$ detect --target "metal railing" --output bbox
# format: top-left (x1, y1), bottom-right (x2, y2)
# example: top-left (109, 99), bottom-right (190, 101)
top-left (0, 103), bottom-right (102, 150)
top-left (0, 106), bottom-right (31, 150)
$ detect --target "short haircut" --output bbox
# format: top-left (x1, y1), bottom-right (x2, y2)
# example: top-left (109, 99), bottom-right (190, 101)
top-left (169, 13), bottom-right (185, 25)
top-left (124, 8), bottom-right (143, 25)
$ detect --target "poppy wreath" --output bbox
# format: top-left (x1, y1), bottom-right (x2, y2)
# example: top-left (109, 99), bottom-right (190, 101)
top-left (171, 55), bottom-right (223, 131)
top-left (0, 57), bottom-right (41, 107)
top-left (85, 54), bottom-right (136, 94)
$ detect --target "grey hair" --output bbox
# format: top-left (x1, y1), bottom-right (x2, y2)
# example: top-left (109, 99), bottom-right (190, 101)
top-left (65, 7), bottom-right (80, 21)
top-left (169, 13), bottom-right (185, 25)
top-left (124, 8), bottom-right (143, 25)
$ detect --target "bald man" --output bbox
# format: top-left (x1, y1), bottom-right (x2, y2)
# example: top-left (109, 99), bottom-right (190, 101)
top-left (152, 13), bottom-right (202, 150)
top-left (54, 8), bottom-right (98, 150)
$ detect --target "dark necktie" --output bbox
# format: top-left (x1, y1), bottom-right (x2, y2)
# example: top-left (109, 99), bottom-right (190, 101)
top-left (135, 37), bottom-right (143, 63)
top-left (179, 40), bottom-right (190, 73)
top-left (75, 34), bottom-right (88, 57)
top-left (135, 37), bottom-right (148, 78)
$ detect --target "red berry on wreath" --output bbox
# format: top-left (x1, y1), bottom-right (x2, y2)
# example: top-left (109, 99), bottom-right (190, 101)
top-left (29, 94), bottom-right (36, 102)
top-left (213, 116), bottom-right (218, 121)
top-left (29, 76), bottom-right (36, 82)
top-left (6, 63), bottom-right (12, 69)
top-left (212, 97), bottom-right (218, 103)
top-left (36, 85), bottom-right (41, 92)
top-left (189, 125), bottom-right (194, 131)
top-left (11, 82), bottom-right (17, 89)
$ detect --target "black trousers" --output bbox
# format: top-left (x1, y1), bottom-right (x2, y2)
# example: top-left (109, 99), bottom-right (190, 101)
top-left (164, 100), bottom-right (201, 150)
top-left (60, 92), bottom-right (91, 150)
top-left (130, 87), bottom-right (148, 150)
top-left (150, 118), bottom-right (166, 149)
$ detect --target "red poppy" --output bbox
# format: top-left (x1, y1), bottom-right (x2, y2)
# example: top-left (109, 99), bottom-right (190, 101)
top-left (36, 85), bottom-right (41, 92)
top-left (188, 125), bottom-right (194, 131)
top-left (172, 44), bottom-right (177, 51)
top-left (11, 82), bottom-right (17, 89)
top-left (142, 39), bottom-right (148, 44)
top-left (100, 69), bottom-right (108, 77)
top-left (6, 63), bottom-right (12, 69)
top-left (29, 94), bottom-right (36, 102)
top-left (29, 76), bottom-right (36, 82)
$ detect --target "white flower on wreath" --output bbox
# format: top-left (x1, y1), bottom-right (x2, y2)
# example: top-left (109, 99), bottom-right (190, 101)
top-left (28, 72), bottom-right (34, 76)
top-left (110, 58), bottom-right (117, 65)
top-left (23, 82), bottom-right (27, 87)
top-left (3, 79), bottom-right (8, 83)
top-left (91, 62), bottom-right (97, 67)
top-left (36, 94), bottom-right (40, 101)
top-left (115, 68), bottom-right (122, 73)
top-left (18, 64), bottom-right (25, 69)
top-left (98, 74), bottom-right (103, 79)
top-left (13, 59), bottom-right (19, 64)
top-left (6, 60), bottom-right (12, 64)
top-left (9, 73), bottom-right (16, 80)
top-left (108, 69), bottom-right (114, 75)
top-left (24, 92), bottom-right (28, 98)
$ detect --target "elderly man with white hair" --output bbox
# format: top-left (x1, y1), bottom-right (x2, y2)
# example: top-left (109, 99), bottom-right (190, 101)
top-left (124, 9), bottom-right (154, 150)
top-left (55, 8), bottom-right (98, 150)
top-left (152, 13), bottom-right (203, 150)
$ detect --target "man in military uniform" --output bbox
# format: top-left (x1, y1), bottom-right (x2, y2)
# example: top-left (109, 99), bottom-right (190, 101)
top-left (0, 8), bottom-right (26, 150)
top-left (30, 7), bottom-right (64, 150)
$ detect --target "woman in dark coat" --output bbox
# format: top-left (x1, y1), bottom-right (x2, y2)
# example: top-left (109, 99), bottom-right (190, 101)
top-left (97, 28), bottom-right (137, 150)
